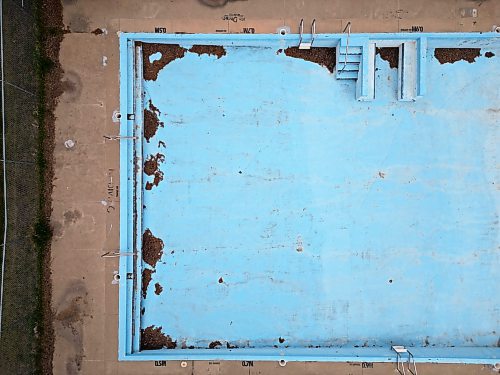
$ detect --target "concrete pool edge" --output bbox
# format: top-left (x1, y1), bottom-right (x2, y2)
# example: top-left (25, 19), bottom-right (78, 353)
top-left (117, 347), bottom-right (500, 365)
top-left (119, 32), bottom-right (500, 363)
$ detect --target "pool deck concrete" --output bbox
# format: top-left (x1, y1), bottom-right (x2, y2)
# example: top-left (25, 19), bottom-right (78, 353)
top-left (51, 0), bottom-right (500, 373)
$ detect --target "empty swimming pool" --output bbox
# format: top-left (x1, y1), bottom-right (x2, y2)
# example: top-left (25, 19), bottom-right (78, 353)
top-left (119, 32), bottom-right (500, 364)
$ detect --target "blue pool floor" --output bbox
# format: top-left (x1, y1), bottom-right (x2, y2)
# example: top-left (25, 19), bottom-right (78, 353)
top-left (137, 42), bottom-right (499, 351)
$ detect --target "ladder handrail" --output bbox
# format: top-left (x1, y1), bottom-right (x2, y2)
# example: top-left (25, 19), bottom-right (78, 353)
top-left (311, 19), bottom-right (316, 45)
top-left (299, 18), bottom-right (304, 45)
top-left (339, 21), bottom-right (352, 73)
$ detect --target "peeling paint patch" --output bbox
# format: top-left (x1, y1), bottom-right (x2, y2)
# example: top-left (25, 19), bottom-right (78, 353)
top-left (144, 100), bottom-right (164, 143)
top-left (376, 47), bottom-right (399, 69)
top-left (142, 43), bottom-right (187, 81)
top-left (154, 282), bottom-right (163, 296)
top-left (144, 153), bottom-right (165, 190)
top-left (141, 326), bottom-right (177, 350)
top-left (142, 229), bottom-right (164, 267)
top-left (485, 51), bottom-right (495, 58)
top-left (189, 45), bottom-right (226, 59)
top-left (143, 153), bottom-right (164, 176)
top-left (209, 340), bottom-right (222, 349)
top-left (434, 48), bottom-right (480, 64)
top-left (142, 268), bottom-right (155, 299)
top-left (284, 47), bottom-right (336, 73)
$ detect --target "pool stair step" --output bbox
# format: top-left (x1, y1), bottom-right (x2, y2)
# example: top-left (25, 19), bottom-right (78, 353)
top-left (335, 37), bottom-right (363, 80)
top-left (335, 36), bottom-right (427, 102)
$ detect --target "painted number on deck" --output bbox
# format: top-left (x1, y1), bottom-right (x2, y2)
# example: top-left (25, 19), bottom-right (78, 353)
top-left (242, 361), bottom-right (254, 367)
top-left (155, 27), bottom-right (167, 33)
top-left (154, 360), bottom-right (167, 366)
top-left (400, 25), bottom-right (424, 32)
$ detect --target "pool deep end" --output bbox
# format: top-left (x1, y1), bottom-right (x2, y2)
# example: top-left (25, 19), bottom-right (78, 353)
top-left (119, 32), bottom-right (500, 364)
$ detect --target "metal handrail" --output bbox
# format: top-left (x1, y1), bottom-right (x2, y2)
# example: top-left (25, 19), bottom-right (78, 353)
top-left (339, 21), bottom-right (352, 73)
top-left (311, 19), bottom-right (316, 45)
top-left (298, 18), bottom-right (304, 46)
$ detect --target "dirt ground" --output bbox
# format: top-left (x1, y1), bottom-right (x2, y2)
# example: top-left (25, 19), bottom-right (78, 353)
top-left (49, 0), bottom-right (500, 374)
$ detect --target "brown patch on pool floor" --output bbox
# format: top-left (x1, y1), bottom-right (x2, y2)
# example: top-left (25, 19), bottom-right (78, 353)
top-left (284, 47), bottom-right (336, 73)
top-left (209, 340), bottom-right (222, 349)
top-left (143, 153), bottom-right (164, 176)
top-left (142, 229), bottom-right (164, 267)
top-left (143, 153), bottom-right (165, 190)
top-left (485, 51), bottom-right (495, 58)
top-left (140, 326), bottom-right (177, 350)
top-left (434, 48), bottom-right (481, 64)
top-left (144, 99), bottom-right (164, 143)
top-left (145, 172), bottom-right (164, 190)
top-left (141, 268), bottom-right (155, 299)
top-left (189, 45), bottom-right (226, 59)
top-left (154, 282), bottom-right (163, 296)
top-left (142, 43), bottom-right (187, 81)
top-left (376, 47), bottom-right (399, 69)
top-left (148, 99), bottom-right (161, 115)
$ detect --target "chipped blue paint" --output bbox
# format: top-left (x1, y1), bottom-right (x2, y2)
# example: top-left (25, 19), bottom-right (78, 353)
top-left (119, 32), bottom-right (500, 363)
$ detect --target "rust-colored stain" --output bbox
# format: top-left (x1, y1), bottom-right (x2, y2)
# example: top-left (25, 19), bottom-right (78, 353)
top-left (284, 47), bottom-right (336, 73)
top-left (276, 48), bottom-right (283, 55)
top-left (154, 282), bottom-right (163, 296)
top-left (144, 100), bottom-right (164, 143)
top-left (376, 47), bottom-right (399, 69)
top-left (485, 51), bottom-right (495, 58)
top-left (142, 43), bottom-right (187, 81)
top-left (141, 326), bottom-right (177, 350)
top-left (208, 340), bottom-right (222, 349)
top-left (143, 153), bottom-right (164, 176)
top-left (142, 268), bottom-right (155, 299)
top-left (143, 153), bottom-right (165, 190)
top-left (278, 337), bottom-right (285, 343)
top-left (434, 48), bottom-right (480, 64)
top-left (142, 229), bottom-right (164, 267)
top-left (218, 277), bottom-right (224, 284)
top-left (189, 45), bottom-right (226, 59)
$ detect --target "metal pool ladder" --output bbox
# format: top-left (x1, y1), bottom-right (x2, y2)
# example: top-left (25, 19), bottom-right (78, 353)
top-left (392, 346), bottom-right (418, 375)
top-left (298, 18), bottom-right (316, 49)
